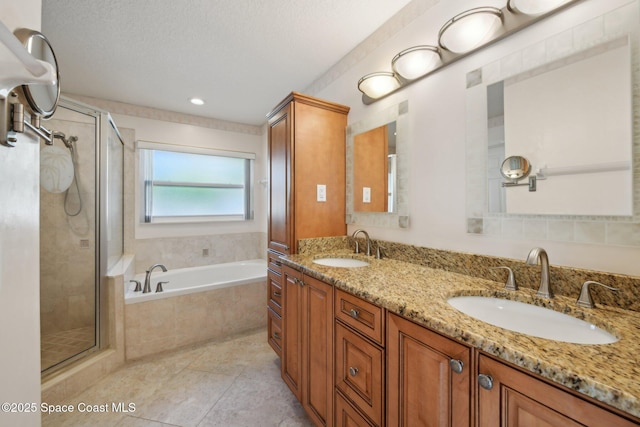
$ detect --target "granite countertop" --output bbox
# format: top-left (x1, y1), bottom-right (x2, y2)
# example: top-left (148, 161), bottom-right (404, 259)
top-left (281, 250), bottom-right (640, 419)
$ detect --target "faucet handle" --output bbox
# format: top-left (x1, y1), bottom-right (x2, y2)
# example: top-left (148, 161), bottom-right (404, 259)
top-left (375, 244), bottom-right (385, 260)
top-left (489, 266), bottom-right (517, 291)
top-left (130, 280), bottom-right (142, 292)
top-left (156, 281), bottom-right (168, 293)
top-left (576, 281), bottom-right (618, 309)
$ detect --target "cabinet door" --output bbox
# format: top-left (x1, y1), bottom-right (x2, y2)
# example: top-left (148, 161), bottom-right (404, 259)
top-left (336, 391), bottom-right (376, 427)
top-left (267, 307), bottom-right (282, 356)
top-left (335, 322), bottom-right (384, 425)
top-left (478, 354), bottom-right (640, 426)
top-left (282, 266), bottom-right (303, 400)
top-left (387, 313), bottom-right (472, 427)
top-left (302, 274), bottom-right (334, 427)
top-left (268, 104), bottom-right (293, 254)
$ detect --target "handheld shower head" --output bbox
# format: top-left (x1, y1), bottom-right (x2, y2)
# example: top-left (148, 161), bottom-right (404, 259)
top-left (52, 131), bottom-right (77, 150)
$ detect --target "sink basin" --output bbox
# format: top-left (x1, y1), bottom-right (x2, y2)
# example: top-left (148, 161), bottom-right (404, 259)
top-left (447, 296), bottom-right (618, 345)
top-left (313, 258), bottom-right (369, 268)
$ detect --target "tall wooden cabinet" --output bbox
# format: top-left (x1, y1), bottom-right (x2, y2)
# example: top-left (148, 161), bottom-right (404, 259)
top-left (267, 92), bottom-right (350, 256)
top-left (266, 92), bottom-right (349, 358)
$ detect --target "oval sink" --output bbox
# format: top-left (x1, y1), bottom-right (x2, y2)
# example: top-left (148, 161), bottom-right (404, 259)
top-left (313, 258), bottom-right (369, 268)
top-left (447, 296), bottom-right (617, 345)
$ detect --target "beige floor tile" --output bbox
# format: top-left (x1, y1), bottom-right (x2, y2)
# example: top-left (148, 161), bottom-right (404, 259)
top-left (43, 328), bottom-right (313, 427)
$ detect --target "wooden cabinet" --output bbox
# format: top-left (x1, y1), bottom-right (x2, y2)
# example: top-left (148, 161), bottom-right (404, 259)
top-left (334, 290), bottom-right (386, 427)
top-left (477, 354), bottom-right (640, 426)
top-left (266, 92), bottom-right (349, 370)
top-left (387, 312), bottom-right (472, 427)
top-left (282, 265), bottom-right (334, 426)
top-left (267, 92), bottom-right (349, 255)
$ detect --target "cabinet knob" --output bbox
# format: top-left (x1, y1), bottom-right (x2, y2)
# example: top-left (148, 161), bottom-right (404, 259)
top-left (273, 291), bottom-right (282, 297)
top-left (449, 359), bottom-right (464, 374)
top-left (478, 374), bottom-right (494, 390)
top-left (349, 308), bottom-right (360, 319)
top-left (349, 367), bottom-right (359, 377)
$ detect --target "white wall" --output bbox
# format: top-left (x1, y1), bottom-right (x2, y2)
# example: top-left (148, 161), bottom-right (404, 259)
top-left (313, 0), bottom-right (640, 276)
top-left (0, 3), bottom-right (44, 426)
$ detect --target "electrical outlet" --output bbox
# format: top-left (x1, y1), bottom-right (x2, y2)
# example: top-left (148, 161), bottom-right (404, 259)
top-left (363, 187), bottom-right (371, 203)
top-left (202, 248), bottom-right (209, 256)
top-left (317, 184), bottom-right (327, 202)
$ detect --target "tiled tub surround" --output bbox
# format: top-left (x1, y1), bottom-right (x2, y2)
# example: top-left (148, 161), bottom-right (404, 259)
top-left (125, 278), bottom-right (267, 360)
top-left (288, 237), bottom-right (640, 419)
top-left (133, 231), bottom-right (267, 273)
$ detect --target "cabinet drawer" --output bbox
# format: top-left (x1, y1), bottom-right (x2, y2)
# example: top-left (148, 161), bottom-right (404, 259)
top-left (335, 390), bottom-right (376, 427)
top-left (267, 270), bottom-right (283, 314)
top-left (267, 250), bottom-right (284, 275)
top-left (335, 322), bottom-right (384, 426)
top-left (267, 307), bottom-right (282, 356)
top-left (335, 289), bottom-right (384, 345)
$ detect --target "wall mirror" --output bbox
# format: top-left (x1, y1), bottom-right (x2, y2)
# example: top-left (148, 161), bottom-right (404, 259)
top-left (347, 100), bottom-right (409, 228)
top-left (353, 121), bottom-right (396, 213)
top-left (466, 2), bottom-right (640, 247)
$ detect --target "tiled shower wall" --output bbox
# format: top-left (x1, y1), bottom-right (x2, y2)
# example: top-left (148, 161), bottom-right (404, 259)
top-left (133, 232), bottom-right (267, 273)
top-left (40, 119), bottom-right (96, 335)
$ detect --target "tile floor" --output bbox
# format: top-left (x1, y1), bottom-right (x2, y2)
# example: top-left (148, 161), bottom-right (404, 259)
top-left (42, 328), bottom-right (314, 427)
top-left (41, 326), bottom-right (96, 371)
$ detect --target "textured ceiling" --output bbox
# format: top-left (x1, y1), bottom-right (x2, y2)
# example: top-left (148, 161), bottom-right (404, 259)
top-left (41, 0), bottom-right (413, 126)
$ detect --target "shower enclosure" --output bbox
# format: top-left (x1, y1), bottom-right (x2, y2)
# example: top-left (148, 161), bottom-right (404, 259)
top-left (40, 97), bottom-right (123, 374)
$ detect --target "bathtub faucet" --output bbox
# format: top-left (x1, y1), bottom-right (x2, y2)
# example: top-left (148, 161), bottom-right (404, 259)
top-left (143, 263), bottom-right (167, 294)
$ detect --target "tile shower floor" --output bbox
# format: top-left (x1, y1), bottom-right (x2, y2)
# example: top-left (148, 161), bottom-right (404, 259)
top-left (41, 326), bottom-right (95, 371)
top-left (42, 328), bottom-right (313, 427)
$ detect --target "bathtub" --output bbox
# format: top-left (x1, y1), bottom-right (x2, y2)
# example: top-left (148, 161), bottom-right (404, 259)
top-left (124, 259), bottom-right (268, 359)
top-left (125, 259), bottom-right (267, 304)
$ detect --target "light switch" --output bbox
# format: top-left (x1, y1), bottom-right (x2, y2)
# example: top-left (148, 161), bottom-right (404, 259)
top-left (317, 184), bottom-right (327, 202)
top-left (363, 187), bottom-right (371, 203)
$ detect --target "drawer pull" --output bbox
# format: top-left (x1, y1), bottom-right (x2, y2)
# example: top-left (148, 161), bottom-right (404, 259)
top-left (273, 291), bottom-right (282, 297)
top-left (349, 308), bottom-right (360, 319)
top-left (478, 374), bottom-right (494, 390)
top-left (449, 359), bottom-right (464, 374)
top-left (273, 332), bottom-right (281, 340)
top-left (274, 260), bottom-right (282, 266)
top-left (349, 367), bottom-right (359, 377)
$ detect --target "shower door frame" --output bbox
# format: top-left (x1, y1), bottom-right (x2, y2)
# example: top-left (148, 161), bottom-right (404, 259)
top-left (41, 96), bottom-right (124, 375)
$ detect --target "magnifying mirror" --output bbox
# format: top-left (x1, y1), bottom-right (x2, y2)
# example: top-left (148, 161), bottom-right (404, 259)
top-left (13, 29), bottom-right (60, 119)
top-left (500, 155), bottom-right (531, 182)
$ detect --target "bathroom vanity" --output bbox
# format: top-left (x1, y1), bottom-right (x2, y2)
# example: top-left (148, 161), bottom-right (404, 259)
top-left (276, 244), bottom-right (640, 426)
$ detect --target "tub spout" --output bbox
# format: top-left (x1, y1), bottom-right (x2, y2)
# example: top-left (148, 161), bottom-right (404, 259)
top-left (144, 263), bottom-right (167, 294)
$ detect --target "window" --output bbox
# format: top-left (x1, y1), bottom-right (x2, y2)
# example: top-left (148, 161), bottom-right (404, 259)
top-left (137, 140), bottom-right (255, 223)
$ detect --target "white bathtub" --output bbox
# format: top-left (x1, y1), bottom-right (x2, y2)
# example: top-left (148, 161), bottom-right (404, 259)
top-left (125, 259), bottom-right (267, 304)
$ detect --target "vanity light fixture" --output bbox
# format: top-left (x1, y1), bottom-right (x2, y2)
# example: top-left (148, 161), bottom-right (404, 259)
top-left (438, 7), bottom-right (503, 54)
top-left (391, 46), bottom-right (441, 81)
top-left (357, 72), bottom-right (400, 99)
top-left (189, 97), bottom-right (205, 106)
top-left (357, 0), bottom-right (580, 105)
top-left (507, 0), bottom-right (572, 15)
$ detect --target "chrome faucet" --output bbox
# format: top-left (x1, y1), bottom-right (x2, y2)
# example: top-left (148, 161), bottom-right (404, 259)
top-left (526, 248), bottom-right (552, 298)
top-left (143, 263), bottom-right (167, 293)
top-left (352, 229), bottom-right (372, 256)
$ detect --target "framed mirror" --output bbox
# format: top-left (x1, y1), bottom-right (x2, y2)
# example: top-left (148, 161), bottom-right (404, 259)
top-left (14, 28), bottom-right (60, 119)
top-left (466, 2), bottom-right (640, 246)
top-left (346, 100), bottom-right (409, 228)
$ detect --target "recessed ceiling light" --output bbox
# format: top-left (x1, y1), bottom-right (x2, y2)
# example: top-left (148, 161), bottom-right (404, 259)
top-left (189, 97), bottom-right (205, 106)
